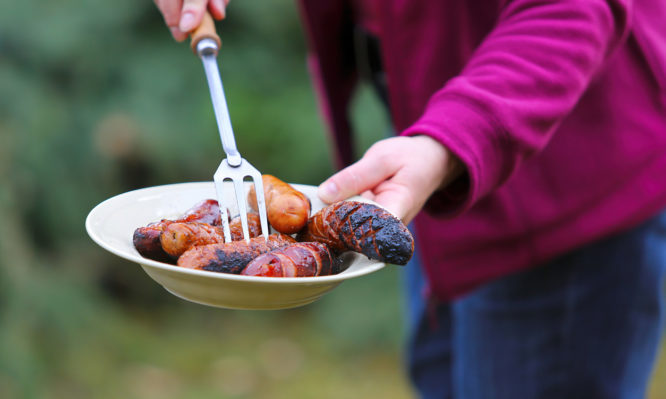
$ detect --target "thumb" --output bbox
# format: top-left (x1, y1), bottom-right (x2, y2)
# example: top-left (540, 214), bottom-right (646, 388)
top-left (318, 154), bottom-right (399, 204)
top-left (179, 0), bottom-right (208, 32)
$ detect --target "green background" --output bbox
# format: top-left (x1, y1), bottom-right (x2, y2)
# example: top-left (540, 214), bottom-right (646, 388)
top-left (0, 1), bottom-right (663, 398)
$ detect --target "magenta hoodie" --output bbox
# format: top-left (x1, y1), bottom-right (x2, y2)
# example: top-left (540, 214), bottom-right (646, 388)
top-left (298, 0), bottom-right (666, 300)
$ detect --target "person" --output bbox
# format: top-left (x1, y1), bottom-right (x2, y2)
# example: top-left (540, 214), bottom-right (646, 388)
top-left (154, 1), bottom-right (666, 398)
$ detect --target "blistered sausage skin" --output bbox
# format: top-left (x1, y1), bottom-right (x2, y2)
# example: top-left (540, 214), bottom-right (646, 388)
top-left (177, 233), bottom-right (296, 274)
top-left (241, 242), bottom-right (338, 277)
top-left (229, 213), bottom-right (263, 241)
top-left (160, 214), bottom-right (262, 258)
top-left (297, 201), bottom-right (414, 265)
top-left (132, 199), bottom-right (222, 262)
top-left (247, 175), bottom-right (310, 234)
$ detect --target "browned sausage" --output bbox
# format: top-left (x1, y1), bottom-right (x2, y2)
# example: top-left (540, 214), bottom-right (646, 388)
top-left (177, 233), bottom-right (296, 274)
top-left (133, 199), bottom-right (222, 262)
top-left (247, 175), bottom-right (310, 234)
top-left (229, 213), bottom-right (263, 241)
top-left (296, 201), bottom-right (414, 265)
top-left (160, 214), bottom-right (262, 258)
top-left (241, 242), bottom-right (339, 277)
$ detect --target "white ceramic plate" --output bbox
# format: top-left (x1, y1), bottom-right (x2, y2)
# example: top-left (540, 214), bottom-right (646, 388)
top-left (85, 182), bottom-right (386, 310)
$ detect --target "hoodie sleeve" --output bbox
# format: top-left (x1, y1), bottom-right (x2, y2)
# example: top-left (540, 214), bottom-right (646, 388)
top-left (400, 0), bottom-right (631, 216)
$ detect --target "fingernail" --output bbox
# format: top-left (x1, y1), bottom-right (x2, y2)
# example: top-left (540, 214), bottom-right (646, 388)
top-left (319, 181), bottom-right (339, 202)
top-left (179, 12), bottom-right (196, 32)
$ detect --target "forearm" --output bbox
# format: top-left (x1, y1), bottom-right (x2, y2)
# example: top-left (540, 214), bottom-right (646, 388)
top-left (402, 0), bottom-right (631, 215)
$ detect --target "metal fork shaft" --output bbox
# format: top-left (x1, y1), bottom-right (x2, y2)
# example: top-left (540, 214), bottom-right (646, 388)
top-left (197, 39), bottom-right (241, 167)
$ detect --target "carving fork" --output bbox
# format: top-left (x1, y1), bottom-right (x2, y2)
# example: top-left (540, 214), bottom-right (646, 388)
top-left (190, 13), bottom-right (269, 242)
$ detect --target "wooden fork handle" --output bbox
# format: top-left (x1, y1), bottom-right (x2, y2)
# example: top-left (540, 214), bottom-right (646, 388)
top-left (190, 12), bottom-right (221, 54)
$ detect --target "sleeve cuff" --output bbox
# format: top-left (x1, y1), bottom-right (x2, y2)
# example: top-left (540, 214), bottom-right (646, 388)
top-left (400, 93), bottom-right (508, 216)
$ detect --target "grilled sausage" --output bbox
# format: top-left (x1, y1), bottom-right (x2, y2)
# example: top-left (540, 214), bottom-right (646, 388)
top-left (247, 175), bottom-right (310, 234)
top-left (297, 201), bottom-right (414, 265)
top-left (241, 242), bottom-right (338, 277)
top-left (177, 233), bottom-right (296, 274)
top-left (229, 213), bottom-right (263, 241)
top-left (133, 199), bottom-right (222, 262)
top-left (160, 214), bottom-right (262, 258)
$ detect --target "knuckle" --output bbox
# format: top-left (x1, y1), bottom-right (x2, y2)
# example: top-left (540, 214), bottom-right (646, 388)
top-left (377, 152), bottom-right (393, 172)
top-left (367, 138), bottom-right (402, 169)
top-left (367, 139), bottom-right (387, 154)
top-left (182, 0), bottom-right (205, 10)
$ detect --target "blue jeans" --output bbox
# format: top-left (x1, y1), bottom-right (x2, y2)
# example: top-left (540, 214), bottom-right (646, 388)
top-left (405, 212), bottom-right (666, 399)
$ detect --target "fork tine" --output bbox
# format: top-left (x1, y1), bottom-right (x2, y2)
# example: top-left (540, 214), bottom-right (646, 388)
top-left (249, 170), bottom-right (270, 242)
top-left (220, 204), bottom-right (232, 243)
top-left (233, 176), bottom-right (251, 243)
top-left (213, 163), bottom-right (231, 242)
top-left (214, 159), bottom-right (269, 243)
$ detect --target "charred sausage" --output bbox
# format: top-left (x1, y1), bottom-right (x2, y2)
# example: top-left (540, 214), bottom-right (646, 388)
top-left (241, 242), bottom-right (338, 277)
top-left (297, 201), bottom-right (414, 265)
top-left (247, 175), bottom-right (310, 234)
top-left (177, 233), bottom-right (296, 274)
top-left (133, 199), bottom-right (222, 262)
top-left (160, 213), bottom-right (262, 258)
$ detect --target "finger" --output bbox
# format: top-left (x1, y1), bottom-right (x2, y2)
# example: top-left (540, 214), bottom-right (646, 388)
top-left (154, 0), bottom-right (187, 40)
top-left (360, 190), bottom-right (375, 201)
top-left (155, 0), bottom-right (183, 26)
top-left (318, 153), bottom-right (399, 204)
top-left (208, 0), bottom-right (226, 20)
top-left (170, 27), bottom-right (188, 41)
top-left (179, 0), bottom-right (208, 32)
top-left (372, 183), bottom-right (414, 222)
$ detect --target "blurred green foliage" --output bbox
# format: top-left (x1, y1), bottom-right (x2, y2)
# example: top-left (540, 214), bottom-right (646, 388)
top-left (0, 1), bottom-right (663, 398)
top-left (0, 1), bottom-right (406, 398)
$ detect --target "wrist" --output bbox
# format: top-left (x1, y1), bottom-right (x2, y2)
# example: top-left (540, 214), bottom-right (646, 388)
top-left (411, 134), bottom-right (465, 189)
top-left (407, 134), bottom-right (471, 217)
